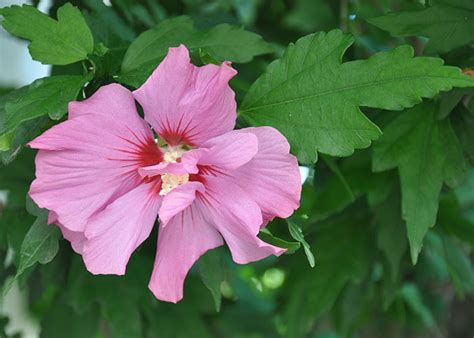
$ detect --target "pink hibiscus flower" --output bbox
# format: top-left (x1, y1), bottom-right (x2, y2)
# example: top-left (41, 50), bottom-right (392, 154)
top-left (28, 45), bottom-right (301, 303)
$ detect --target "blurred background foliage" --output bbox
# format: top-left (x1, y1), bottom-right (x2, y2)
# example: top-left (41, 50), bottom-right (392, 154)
top-left (1, 0), bottom-right (474, 337)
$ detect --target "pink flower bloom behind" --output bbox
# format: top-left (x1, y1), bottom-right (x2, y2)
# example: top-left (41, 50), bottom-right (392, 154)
top-left (28, 45), bottom-right (301, 303)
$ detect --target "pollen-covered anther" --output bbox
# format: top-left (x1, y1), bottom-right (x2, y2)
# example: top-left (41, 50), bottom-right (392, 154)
top-left (159, 173), bottom-right (189, 196)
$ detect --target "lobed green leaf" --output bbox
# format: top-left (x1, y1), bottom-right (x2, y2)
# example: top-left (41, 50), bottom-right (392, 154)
top-left (0, 3), bottom-right (94, 65)
top-left (240, 30), bottom-right (474, 163)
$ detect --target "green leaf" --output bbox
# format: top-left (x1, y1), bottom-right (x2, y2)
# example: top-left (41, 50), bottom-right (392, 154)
top-left (0, 88), bottom-right (28, 151)
top-left (258, 229), bottom-right (301, 254)
top-left (310, 151), bottom-right (393, 221)
top-left (19, 208), bottom-right (59, 266)
top-left (0, 132), bottom-right (14, 151)
top-left (82, 0), bottom-right (135, 46)
top-left (421, 231), bottom-right (451, 283)
top-left (284, 216), bottom-right (372, 337)
top-left (0, 116), bottom-right (50, 164)
top-left (399, 283), bottom-right (435, 328)
top-left (120, 16), bottom-right (272, 87)
top-left (451, 104), bottom-right (474, 165)
top-left (144, 299), bottom-right (213, 338)
top-left (0, 3), bottom-right (94, 65)
top-left (196, 248), bottom-right (225, 312)
top-left (67, 256), bottom-right (148, 338)
top-left (198, 48), bottom-right (221, 65)
top-left (438, 88), bottom-right (474, 119)
top-left (375, 190), bottom-right (407, 282)
top-left (283, 0), bottom-right (335, 33)
top-left (367, 0), bottom-right (474, 54)
top-left (373, 101), bottom-right (466, 264)
top-left (287, 219), bottom-right (315, 267)
top-left (40, 297), bottom-right (99, 338)
top-left (240, 30), bottom-right (474, 163)
top-left (320, 154), bottom-right (355, 202)
top-left (4, 208), bottom-right (60, 297)
top-left (0, 150), bottom-right (34, 207)
top-left (0, 75), bottom-right (88, 149)
top-left (441, 235), bottom-right (474, 296)
top-left (438, 193), bottom-right (474, 247)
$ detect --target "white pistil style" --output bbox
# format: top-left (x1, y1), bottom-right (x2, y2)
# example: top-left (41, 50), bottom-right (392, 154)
top-left (159, 145), bottom-right (189, 196)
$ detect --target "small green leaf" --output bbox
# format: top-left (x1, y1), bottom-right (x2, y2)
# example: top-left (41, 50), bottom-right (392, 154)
top-left (120, 16), bottom-right (272, 87)
top-left (4, 208), bottom-right (60, 297)
top-left (196, 248), bottom-right (225, 312)
top-left (287, 220), bottom-right (315, 267)
top-left (373, 101), bottom-right (466, 264)
top-left (367, 1), bottom-right (474, 54)
top-left (0, 3), bottom-right (94, 65)
top-left (19, 210), bottom-right (59, 268)
top-left (258, 229), bottom-right (301, 254)
top-left (240, 30), bottom-right (474, 163)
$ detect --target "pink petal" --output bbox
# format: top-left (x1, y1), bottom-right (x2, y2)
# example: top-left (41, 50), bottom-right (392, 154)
top-left (149, 203), bottom-right (223, 303)
top-left (158, 182), bottom-right (205, 226)
top-left (133, 45), bottom-right (237, 146)
top-left (83, 182), bottom-right (161, 275)
top-left (28, 86), bottom-right (162, 233)
top-left (198, 176), bottom-right (285, 264)
top-left (210, 127), bottom-right (301, 226)
top-left (199, 132), bottom-right (258, 169)
top-left (48, 211), bottom-right (85, 254)
top-left (213, 215), bottom-right (285, 264)
top-left (202, 176), bottom-right (263, 233)
top-left (60, 226), bottom-right (86, 255)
